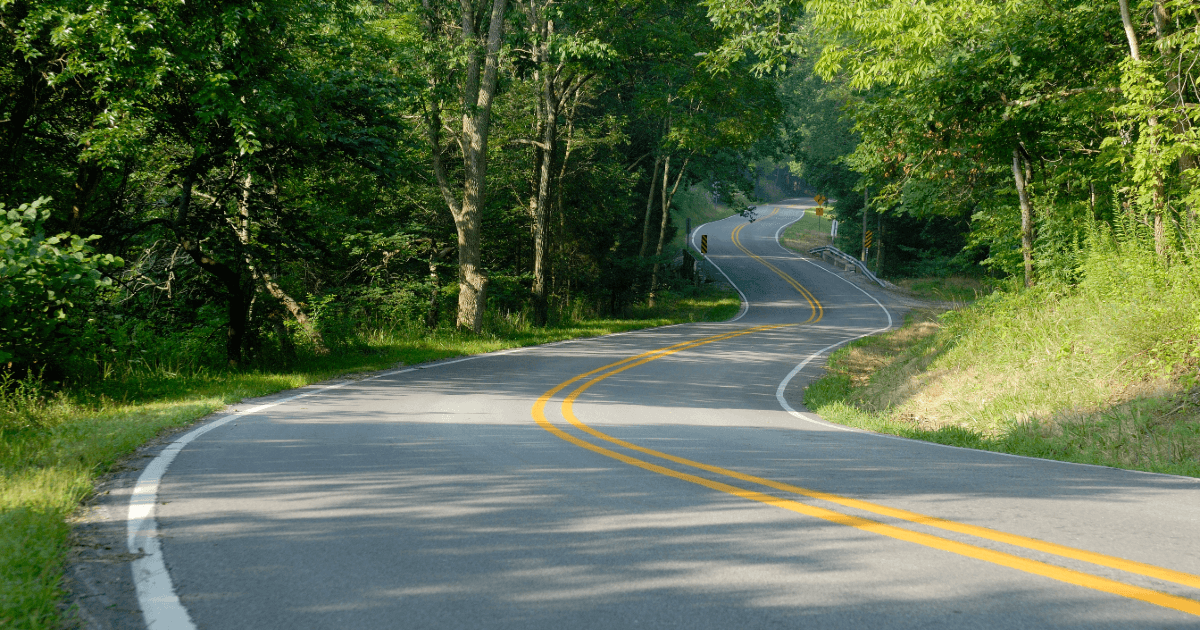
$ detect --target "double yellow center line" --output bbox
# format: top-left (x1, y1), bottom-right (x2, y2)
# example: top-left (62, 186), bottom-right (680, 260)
top-left (730, 210), bottom-right (823, 323)
top-left (532, 327), bottom-right (1200, 617)
top-left (531, 215), bottom-right (1200, 618)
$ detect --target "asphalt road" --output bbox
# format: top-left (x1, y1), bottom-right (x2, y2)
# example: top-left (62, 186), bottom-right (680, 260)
top-left (114, 199), bottom-right (1200, 629)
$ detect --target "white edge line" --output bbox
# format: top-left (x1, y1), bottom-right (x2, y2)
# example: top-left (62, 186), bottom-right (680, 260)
top-left (126, 287), bottom-right (745, 627)
top-left (769, 221), bottom-right (1199, 480)
top-left (692, 215), bottom-right (750, 322)
top-left (770, 206), bottom-right (895, 430)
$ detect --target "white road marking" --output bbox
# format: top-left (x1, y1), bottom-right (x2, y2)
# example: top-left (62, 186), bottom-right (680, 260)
top-left (125, 314), bottom-right (730, 628)
top-left (769, 210), bottom-right (894, 426)
top-left (692, 216), bottom-right (750, 322)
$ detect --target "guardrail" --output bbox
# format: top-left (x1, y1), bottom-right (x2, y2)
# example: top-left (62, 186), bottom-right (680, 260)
top-left (806, 246), bottom-right (897, 289)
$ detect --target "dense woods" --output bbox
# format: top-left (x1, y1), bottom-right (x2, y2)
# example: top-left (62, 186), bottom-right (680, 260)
top-left (4, 0), bottom-right (1200, 379)
top-left (712, 0), bottom-right (1200, 292)
top-left (1, 0), bottom-right (780, 376)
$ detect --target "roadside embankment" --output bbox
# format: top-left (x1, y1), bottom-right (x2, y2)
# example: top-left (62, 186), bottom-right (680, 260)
top-left (804, 281), bottom-right (1200, 478)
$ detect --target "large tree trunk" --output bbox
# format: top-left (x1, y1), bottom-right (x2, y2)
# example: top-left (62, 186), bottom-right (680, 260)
top-left (418, 0), bottom-right (506, 333)
top-left (529, 20), bottom-right (556, 327)
top-left (1012, 148), bottom-right (1035, 288)
top-left (649, 155), bottom-right (689, 305)
top-left (450, 0), bottom-right (507, 332)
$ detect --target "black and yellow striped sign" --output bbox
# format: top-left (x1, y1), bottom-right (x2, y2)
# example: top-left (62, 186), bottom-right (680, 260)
top-left (701, 234), bottom-right (708, 254)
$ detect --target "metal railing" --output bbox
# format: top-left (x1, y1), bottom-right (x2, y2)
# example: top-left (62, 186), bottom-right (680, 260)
top-left (806, 246), bottom-right (896, 289)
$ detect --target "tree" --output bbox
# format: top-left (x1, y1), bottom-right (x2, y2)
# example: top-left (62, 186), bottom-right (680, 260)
top-left (412, 0), bottom-right (508, 333)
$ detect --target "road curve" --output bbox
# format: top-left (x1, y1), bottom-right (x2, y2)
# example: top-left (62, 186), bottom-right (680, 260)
top-left (116, 199), bottom-right (1200, 629)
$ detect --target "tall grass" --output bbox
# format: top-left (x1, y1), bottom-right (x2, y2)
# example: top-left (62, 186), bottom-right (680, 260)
top-left (0, 285), bottom-right (738, 629)
top-left (804, 219), bottom-right (1200, 477)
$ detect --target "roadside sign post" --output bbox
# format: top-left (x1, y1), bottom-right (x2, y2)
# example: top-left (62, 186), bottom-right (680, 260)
top-left (831, 219), bottom-right (838, 240)
top-left (813, 194), bottom-right (828, 234)
top-left (701, 234), bottom-right (707, 254)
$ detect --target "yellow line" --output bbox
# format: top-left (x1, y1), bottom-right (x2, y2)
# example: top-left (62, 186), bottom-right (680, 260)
top-left (730, 215), bottom-right (824, 323)
top-left (532, 333), bottom-right (1200, 618)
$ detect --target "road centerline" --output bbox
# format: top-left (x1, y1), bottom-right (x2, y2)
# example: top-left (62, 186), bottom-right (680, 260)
top-left (730, 213), bottom-right (823, 322)
top-left (532, 330), bottom-right (1200, 618)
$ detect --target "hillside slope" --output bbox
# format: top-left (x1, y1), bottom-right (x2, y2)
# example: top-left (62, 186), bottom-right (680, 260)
top-left (805, 230), bottom-right (1200, 477)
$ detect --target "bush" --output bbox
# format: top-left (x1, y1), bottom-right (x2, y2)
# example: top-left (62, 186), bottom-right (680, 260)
top-left (0, 198), bottom-right (122, 371)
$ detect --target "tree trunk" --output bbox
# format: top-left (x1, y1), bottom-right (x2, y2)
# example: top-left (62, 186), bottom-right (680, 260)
top-left (234, 172), bottom-right (328, 354)
top-left (649, 155), bottom-right (689, 305)
top-left (1012, 148), bottom-right (1035, 288)
top-left (1118, 0), bottom-right (1141, 61)
top-left (257, 270), bottom-right (328, 354)
top-left (529, 21), bottom-right (556, 327)
top-left (170, 168), bottom-right (251, 367)
top-left (1119, 0), bottom-right (1169, 258)
top-left (639, 154), bottom-right (663, 258)
top-left (419, 0), bottom-right (507, 334)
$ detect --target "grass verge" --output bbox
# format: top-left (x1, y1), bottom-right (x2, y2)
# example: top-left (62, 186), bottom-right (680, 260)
top-left (1, 285), bottom-right (738, 629)
top-left (779, 208), bottom-right (836, 253)
top-left (890, 277), bottom-right (996, 303)
top-left (804, 304), bottom-right (1200, 478)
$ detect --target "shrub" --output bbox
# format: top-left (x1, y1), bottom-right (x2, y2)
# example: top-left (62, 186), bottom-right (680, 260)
top-left (0, 198), bottom-right (123, 371)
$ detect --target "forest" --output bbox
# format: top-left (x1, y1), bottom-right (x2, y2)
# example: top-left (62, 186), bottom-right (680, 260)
top-left (6, 0), bottom-right (1199, 380)
top-left (1, 0), bottom-right (788, 379)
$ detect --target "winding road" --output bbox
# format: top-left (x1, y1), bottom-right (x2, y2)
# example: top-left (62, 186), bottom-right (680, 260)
top-left (113, 199), bottom-right (1200, 629)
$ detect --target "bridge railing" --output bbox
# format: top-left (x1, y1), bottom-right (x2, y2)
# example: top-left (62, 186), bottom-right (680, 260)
top-left (806, 246), bottom-right (896, 289)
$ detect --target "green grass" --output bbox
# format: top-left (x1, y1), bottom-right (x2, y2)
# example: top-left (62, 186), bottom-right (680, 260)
top-left (0, 285), bottom-right (738, 629)
top-left (804, 293), bottom-right (1200, 478)
top-left (892, 277), bottom-right (997, 303)
top-left (779, 209), bottom-right (836, 253)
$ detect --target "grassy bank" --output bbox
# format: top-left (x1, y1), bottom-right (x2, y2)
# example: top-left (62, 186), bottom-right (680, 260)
top-left (804, 290), bottom-right (1200, 478)
top-left (779, 206), bottom-right (837, 253)
top-left (0, 286), bottom-right (738, 629)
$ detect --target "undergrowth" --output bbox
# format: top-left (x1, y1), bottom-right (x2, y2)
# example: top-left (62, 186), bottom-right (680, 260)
top-left (0, 285), bottom-right (738, 629)
top-left (804, 223), bottom-right (1200, 478)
